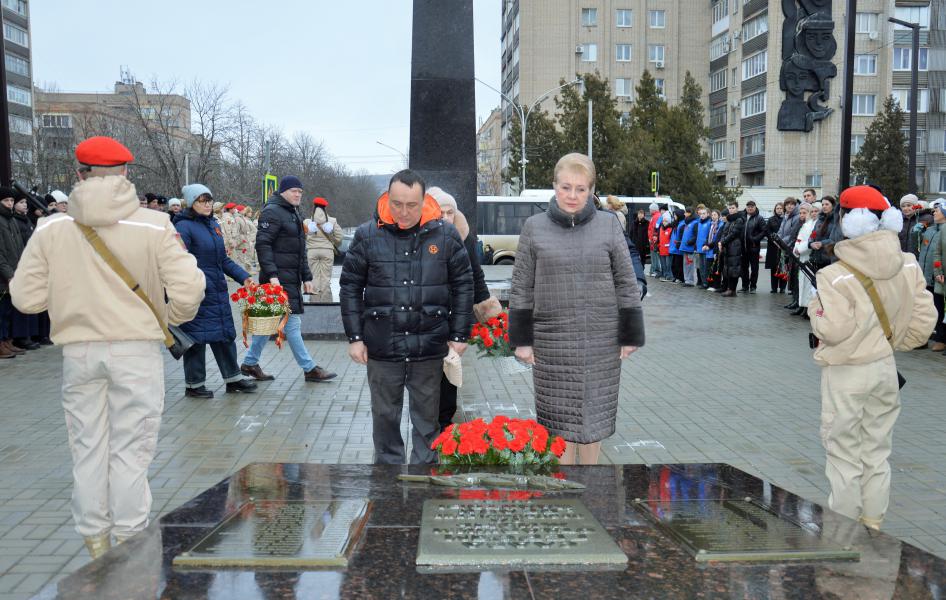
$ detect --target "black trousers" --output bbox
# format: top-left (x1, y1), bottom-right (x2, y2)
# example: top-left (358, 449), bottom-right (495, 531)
top-left (439, 373), bottom-right (458, 431)
top-left (740, 250), bottom-right (760, 290)
top-left (183, 340), bottom-right (242, 387)
top-left (367, 358), bottom-right (441, 465)
top-left (671, 254), bottom-right (684, 281)
top-left (788, 260), bottom-right (799, 302)
top-left (725, 274), bottom-right (739, 292)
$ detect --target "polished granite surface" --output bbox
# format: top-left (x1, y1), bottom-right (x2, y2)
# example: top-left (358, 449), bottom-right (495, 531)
top-left (37, 464), bottom-right (946, 599)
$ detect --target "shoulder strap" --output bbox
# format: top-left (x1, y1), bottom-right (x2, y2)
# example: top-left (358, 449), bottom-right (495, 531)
top-left (75, 222), bottom-right (174, 348)
top-left (837, 260), bottom-right (893, 344)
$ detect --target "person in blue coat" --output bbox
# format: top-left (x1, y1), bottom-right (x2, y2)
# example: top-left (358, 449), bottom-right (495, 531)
top-left (175, 184), bottom-right (258, 398)
top-left (668, 209), bottom-right (686, 283)
top-left (693, 206), bottom-right (712, 288)
top-left (679, 207), bottom-right (700, 286)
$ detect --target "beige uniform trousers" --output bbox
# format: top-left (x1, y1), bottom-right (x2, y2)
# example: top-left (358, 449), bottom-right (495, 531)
top-left (820, 354), bottom-right (900, 528)
top-left (61, 340), bottom-right (164, 538)
top-left (307, 249), bottom-right (335, 303)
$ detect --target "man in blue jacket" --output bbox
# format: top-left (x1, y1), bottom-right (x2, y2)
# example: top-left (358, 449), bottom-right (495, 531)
top-left (680, 207), bottom-right (700, 287)
top-left (693, 206), bottom-right (712, 288)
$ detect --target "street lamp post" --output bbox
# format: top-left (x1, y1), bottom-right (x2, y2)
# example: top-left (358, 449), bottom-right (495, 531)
top-left (376, 140), bottom-right (408, 168)
top-left (889, 16), bottom-right (921, 195)
top-left (475, 77), bottom-right (581, 192)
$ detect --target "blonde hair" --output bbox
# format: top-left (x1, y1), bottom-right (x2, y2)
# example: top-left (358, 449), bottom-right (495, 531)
top-left (696, 203), bottom-right (706, 212)
top-left (606, 195), bottom-right (624, 211)
top-left (553, 153), bottom-right (596, 189)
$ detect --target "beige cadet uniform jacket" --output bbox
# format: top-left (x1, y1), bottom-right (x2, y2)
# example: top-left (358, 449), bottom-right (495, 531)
top-left (304, 209), bottom-right (343, 252)
top-left (808, 230), bottom-right (936, 366)
top-left (9, 175), bottom-right (205, 345)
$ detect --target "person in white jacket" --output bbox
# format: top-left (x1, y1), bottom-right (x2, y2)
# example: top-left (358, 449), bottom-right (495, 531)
top-left (792, 202), bottom-right (820, 315)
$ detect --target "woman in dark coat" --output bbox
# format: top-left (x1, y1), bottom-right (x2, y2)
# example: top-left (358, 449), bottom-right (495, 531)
top-left (9, 196), bottom-right (43, 349)
top-left (510, 153), bottom-right (644, 465)
top-left (175, 184), bottom-right (258, 398)
top-left (718, 208), bottom-right (745, 297)
top-left (765, 202), bottom-right (786, 293)
top-left (429, 186), bottom-right (500, 432)
top-left (628, 209), bottom-right (651, 260)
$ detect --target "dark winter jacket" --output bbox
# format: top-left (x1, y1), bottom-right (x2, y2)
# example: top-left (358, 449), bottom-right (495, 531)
top-left (720, 215), bottom-right (745, 278)
top-left (628, 216), bottom-right (650, 257)
top-left (255, 194), bottom-right (313, 315)
top-left (811, 209), bottom-right (842, 266)
top-left (13, 212), bottom-right (33, 246)
top-left (680, 215), bottom-right (699, 253)
top-left (339, 194), bottom-right (473, 362)
top-left (0, 205), bottom-right (24, 293)
top-left (900, 212), bottom-right (919, 255)
top-left (175, 209), bottom-right (250, 344)
top-left (742, 210), bottom-right (768, 252)
top-left (765, 214), bottom-right (783, 269)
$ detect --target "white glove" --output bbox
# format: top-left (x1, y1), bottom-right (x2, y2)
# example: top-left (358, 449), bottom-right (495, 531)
top-left (322, 222), bottom-right (334, 234)
top-left (307, 221), bottom-right (318, 234)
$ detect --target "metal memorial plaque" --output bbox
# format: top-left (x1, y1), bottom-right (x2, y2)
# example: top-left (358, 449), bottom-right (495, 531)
top-left (417, 499), bottom-right (627, 572)
top-left (634, 498), bottom-right (860, 563)
top-left (173, 499), bottom-right (370, 569)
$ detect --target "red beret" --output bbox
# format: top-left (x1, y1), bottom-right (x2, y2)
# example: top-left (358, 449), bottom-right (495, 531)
top-left (224, 202), bottom-right (237, 210)
top-left (313, 197), bottom-right (328, 207)
top-left (840, 186), bottom-right (890, 211)
top-left (235, 204), bottom-right (246, 211)
top-left (75, 136), bottom-right (134, 167)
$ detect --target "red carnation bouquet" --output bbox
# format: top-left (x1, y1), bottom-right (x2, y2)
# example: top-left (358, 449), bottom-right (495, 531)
top-left (469, 312), bottom-right (511, 358)
top-left (231, 283), bottom-right (290, 347)
top-left (432, 416), bottom-right (566, 468)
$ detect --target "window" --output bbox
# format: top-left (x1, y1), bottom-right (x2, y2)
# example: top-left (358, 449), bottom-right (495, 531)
top-left (851, 134), bottom-right (865, 155)
top-left (4, 52), bottom-right (28, 77)
top-left (713, 0), bottom-right (729, 23)
top-left (42, 114), bottom-right (72, 128)
top-left (742, 12), bottom-right (768, 42)
top-left (648, 44), bottom-right (665, 64)
top-left (939, 172), bottom-right (946, 193)
top-left (852, 94), bottom-right (876, 116)
top-left (477, 201), bottom-right (549, 236)
top-left (710, 34), bottom-right (729, 60)
top-left (892, 88), bottom-right (929, 113)
top-left (741, 90), bottom-right (766, 117)
top-left (855, 12), bottom-right (878, 33)
top-left (616, 9), bottom-right (632, 27)
top-left (655, 79), bottom-right (665, 98)
top-left (12, 147), bottom-right (31, 163)
top-left (730, 141), bottom-right (737, 160)
top-left (6, 83), bottom-right (29, 106)
top-left (649, 10), bottom-right (665, 28)
top-left (854, 54), bottom-right (877, 75)
top-left (742, 50), bottom-right (767, 80)
top-left (614, 78), bottom-right (633, 98)
top-left (8, 114), bottom-right (29, 135)
top-left (741, 132), bottom-right (765, 156)
top-left (3, 22), bottom-right (27, 47)
top-left (711, 139), bottom-right (727, 161)
top-left (710, 69), bottom-right (727, 93)
top-left (710, 104), bottom-right (727, 128)
top-left (581, 8), bottom-right (597, 27)
top-left (1, 0), bottom-right (26, 15)
top-left (806, 173), bottom-right (823, 187)
top-left (616, 44), bottom-right (632, 62)
top-left (893, 47), bottom-right (928, 71)
top-left (580, 43), bottom-right (597, 62)
top-left (894, 6), bottom-right (930, 30)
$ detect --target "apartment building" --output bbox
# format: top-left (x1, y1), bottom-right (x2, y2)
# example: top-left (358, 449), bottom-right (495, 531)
top-left (2, 0), bottom-right (33, 177)
top-left (477, 107), bottom-right (504, 194)
top-left (503, 1), bottom-right (946, 197)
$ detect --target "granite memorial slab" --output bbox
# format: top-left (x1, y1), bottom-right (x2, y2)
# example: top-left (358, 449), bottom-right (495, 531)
top-left (417, 498), bottom-right (627, 572)
top-left (634, 497), bottom-right (860, 563)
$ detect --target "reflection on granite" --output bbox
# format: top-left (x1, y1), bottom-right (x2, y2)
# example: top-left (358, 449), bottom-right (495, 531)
top-left (37, 464), bottom-right (946, 599)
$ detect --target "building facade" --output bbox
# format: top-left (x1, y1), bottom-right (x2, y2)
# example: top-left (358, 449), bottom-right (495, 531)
top-left (3, 0), bottom-right (33, 179)
top-left (477, 107), bottom-right (504, 195)
top-left (503, 0), bottom-right (946, 199)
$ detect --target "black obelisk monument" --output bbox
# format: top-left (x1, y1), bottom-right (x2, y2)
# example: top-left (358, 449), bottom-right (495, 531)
top-left (409, 0), bottom-right (477, 227)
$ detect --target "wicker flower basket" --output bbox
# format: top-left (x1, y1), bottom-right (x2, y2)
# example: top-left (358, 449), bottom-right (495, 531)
top-left (246, 315), bottom-right (283, 336)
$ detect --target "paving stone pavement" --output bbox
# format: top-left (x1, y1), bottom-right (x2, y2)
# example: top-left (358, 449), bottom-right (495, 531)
top-left (1, 278), bottom-right (945, 599)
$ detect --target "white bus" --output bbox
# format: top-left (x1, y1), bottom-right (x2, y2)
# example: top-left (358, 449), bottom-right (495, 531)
top-left (475, 194), bottom-right (683, 265)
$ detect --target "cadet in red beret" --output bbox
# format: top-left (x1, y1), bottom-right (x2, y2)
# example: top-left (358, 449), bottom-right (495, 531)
top-left (75, 136), bottom-right (134, 169)
top-left (313, 197), bottom-right (328, 208)
top-left (224, 202), bottom-right (237, 211)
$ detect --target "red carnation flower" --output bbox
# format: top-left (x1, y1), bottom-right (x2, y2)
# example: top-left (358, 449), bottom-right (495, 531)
top-left (265, 297), bottom-right (275, 304)
top-left (550, 436), bottom-right (566, 457)
top-left (936, 261), bottom-right (943, 269)
top-left (247, 296), bottom-right (256, 305)
top-left (230, 293), bottom-right (240, 302)
top-left (441, 437), bottom-right (458, 455)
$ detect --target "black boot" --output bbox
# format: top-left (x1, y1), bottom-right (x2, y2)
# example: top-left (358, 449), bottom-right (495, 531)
top-left (791, 307), bottom-right (807, 316)
top-left (12, 338), bottom-right (40, 350)
top-left (784, 302), bottom-right (799, 310)
top-left (226, 379), bottom-right (258, 393)
top-left (185, 386), bottom-right (214, 399)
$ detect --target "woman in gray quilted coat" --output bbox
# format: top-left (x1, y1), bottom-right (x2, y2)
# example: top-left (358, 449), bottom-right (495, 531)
top-left (509, 153), bottom-right (645, 465)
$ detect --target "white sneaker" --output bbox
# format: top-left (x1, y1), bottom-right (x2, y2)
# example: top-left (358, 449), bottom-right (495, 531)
top-left (706, 287), bottom-right (716, 292)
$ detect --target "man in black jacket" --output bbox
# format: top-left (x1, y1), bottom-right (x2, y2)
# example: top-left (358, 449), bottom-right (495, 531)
top-left (740, 200), bottom-right (768, 293)
top-left (340, 170), bottom-right (473, 464)
top-left (240, 175), bottom-right (336, 383)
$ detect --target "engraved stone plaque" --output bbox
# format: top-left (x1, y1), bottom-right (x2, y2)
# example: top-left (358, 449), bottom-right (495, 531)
top-left (417, 499), bottom-right (627, 571)
top-left (173, 499), bottom-right (370, 569)
top-left (634, 498), bottom-right (860, 562)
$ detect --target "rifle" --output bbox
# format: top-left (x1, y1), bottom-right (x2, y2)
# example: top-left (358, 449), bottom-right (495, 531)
top-left (12, 181), bottom-right (52, 217)
top-left (766, 231), bottom-right (818, 286)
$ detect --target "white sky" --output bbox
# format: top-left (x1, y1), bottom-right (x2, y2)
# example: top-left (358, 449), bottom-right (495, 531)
top-left (30, 0), bottom-right (502, 175)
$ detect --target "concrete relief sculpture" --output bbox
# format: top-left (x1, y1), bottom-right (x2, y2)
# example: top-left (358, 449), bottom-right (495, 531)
top-left (779, 0), bottom-right (837, 131)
